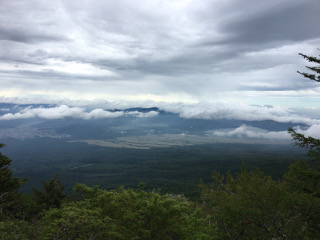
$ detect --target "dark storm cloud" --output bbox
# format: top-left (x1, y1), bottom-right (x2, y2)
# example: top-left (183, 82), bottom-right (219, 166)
top-left (220, 1), bottom-right (320, 46)
top-left (91, 1), bottom-right (320, 80)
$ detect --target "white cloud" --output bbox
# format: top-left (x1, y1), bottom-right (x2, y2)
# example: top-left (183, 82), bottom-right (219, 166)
top-left (209, 124), bottom-right (291, 140)
top-left (0, 105), bottom-right (124, 120)
top-left (81, 108), bottom-right (124, 120)
top-left (155, 102), bottom-right (320, 126)
top-left (0, 101), bottom-right (319, 129)
top-left (125, 111), bottom-right (159, 118)
top-left (0, 105), bottom-right (162, 120)
top-left (210, 123), bottom-right (320, 140)
top-left (293, 124), bottom-right (320, 139)
top-left (1, 101), bottom-right (320, 141)
top-left (43, 59), bottom-right (119, 77)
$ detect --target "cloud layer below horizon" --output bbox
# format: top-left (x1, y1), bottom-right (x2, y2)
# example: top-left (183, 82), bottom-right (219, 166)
top-left (209, 124), bottom-right (320, 140)
top-left (0, 105), bottom-right (159, 120)
top-left (1, 102), bottom-right (319, 139)
top-left (1, 0), bottom-right (320, 106)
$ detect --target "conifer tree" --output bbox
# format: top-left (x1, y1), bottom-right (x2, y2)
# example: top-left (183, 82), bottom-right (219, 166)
top-left (0, 143), bottom-right (27, 214)
top-left (297, 51), bottom-right (320, 82)
top-left (288, 51), bottom-right (320, 165)
top-left (33, 174), bottom-right (66, 209)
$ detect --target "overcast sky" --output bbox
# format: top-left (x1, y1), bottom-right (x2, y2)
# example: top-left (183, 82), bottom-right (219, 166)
top-left (1, 0), bottom-right (320, 107)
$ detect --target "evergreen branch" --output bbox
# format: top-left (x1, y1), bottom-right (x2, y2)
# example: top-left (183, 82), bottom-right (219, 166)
top-left (299, 53), bottom-right (320, 64)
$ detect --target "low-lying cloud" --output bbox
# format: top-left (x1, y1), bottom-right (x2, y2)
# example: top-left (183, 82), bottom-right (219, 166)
top-left (125, 111), bottom-right (159, 118)
top-left (1, 102), bottom-right (319, 139)
top-left (0, 105), bottom-right (159, 120)
top-left (153, 102), bottom-right (320, 126)
top-left (1, 102), bottom-right (319, 126)
top-left (209, 125), bottom-right (290, 140)
top-left (293, 124), bottom-right (320, 139)
top-left (182, 104), bottom-right (317, 125)
top-left (209, 124), bottom-right (320, 140)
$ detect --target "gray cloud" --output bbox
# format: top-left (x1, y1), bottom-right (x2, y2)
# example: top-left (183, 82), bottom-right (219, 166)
top-left (221, 1), bottom-right (320, 45)
top-left (0, 27), bottom-right (67, 44)
top-left (0, 0), bottom-right (319, 104)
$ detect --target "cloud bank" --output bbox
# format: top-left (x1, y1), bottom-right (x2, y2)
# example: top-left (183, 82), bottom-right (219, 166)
top-left (0, 105), bottom-right (159, 120)
top-left (0, 102), bottom-right (318, 125)
top-left (209, 124), bottom-right (320, 141)
top-left (209, 125), bottom-right (290, 140)
top-left (156, 102), bottom-right (320, 126)
top-left (0, 102), bottom-right (319, 139)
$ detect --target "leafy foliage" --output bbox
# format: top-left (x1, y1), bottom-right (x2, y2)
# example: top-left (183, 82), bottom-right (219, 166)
top-left (0, 219), bottom-right (33, 240)
top-left (200, 166), bottom-right (320, 239)
top-left (39, 184), bottom-right (215, 240)
top-left (33, 174), bottom-right (66, 210)
top-left (40, 204), bottom-right (112, 240)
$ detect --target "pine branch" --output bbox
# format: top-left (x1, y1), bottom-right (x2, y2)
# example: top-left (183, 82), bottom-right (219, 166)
top-left (306, 66), bottom-right (320, 74)
top-left (299, 53), bottom-right (320, 64)
top-left (288, 128), bottom-right (320, 150)
top-left (297, 71), bottom-right (320, 82)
